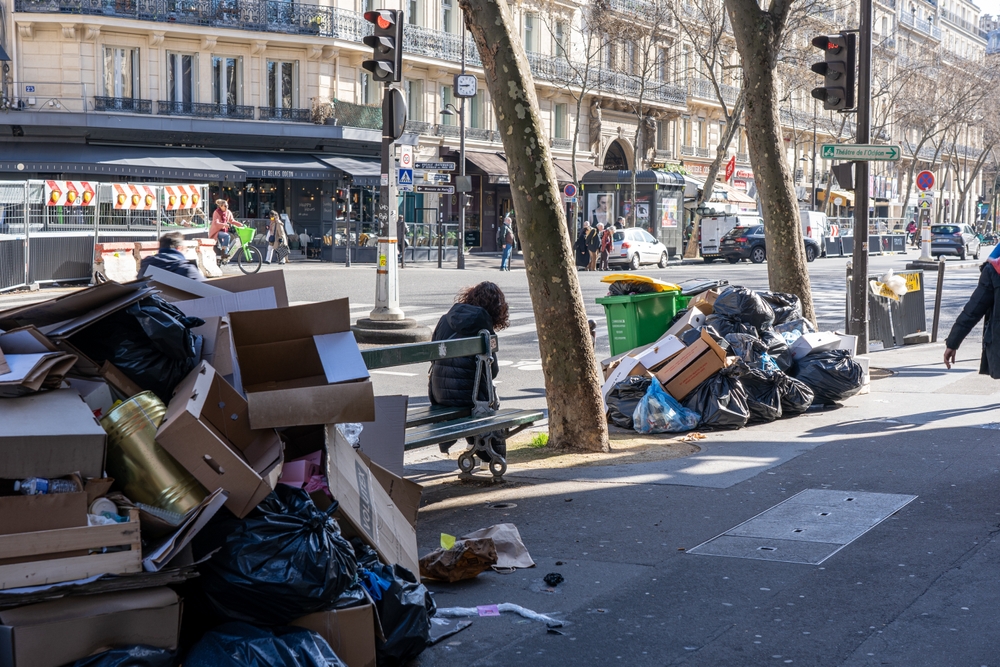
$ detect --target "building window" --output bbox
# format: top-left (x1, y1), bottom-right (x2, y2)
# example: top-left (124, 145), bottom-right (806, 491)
top-left (469, 90), bottom-right (485, 129)
top-left (406, 79), bottom-right (424, 122)
top-left (442, 0), bottom-right (454, 33)
top-left (408, 0), bottom-right (419, 25)
top-left (267, 60), bottom-right (298, 109)
top-left (523, 13), bottom-right (536, 52)
top-left (554, 103), bottom-right (567, 139)
top-left (555, 20), bottom-right (568, 58)
top-left (441, 85), bottom-right (455, 125)
top-left (656, 120), bottom-right (670, 150)
top-left (103, 47), bottom-right (139, 99)
top-left (697, 119), bottom-right (706, 148)
top-left (658, 48), bottom-right (669, 81)
top-left (361, 0), bottom-right (372, 12)
top-left (166, 52), bottom-right (196, 105)
top-left (212, 56), bottom-right (242, 107)
top-left (682, 116), bottom-right (692, 146)
top-left (360, 72), bottom-right (379, 105)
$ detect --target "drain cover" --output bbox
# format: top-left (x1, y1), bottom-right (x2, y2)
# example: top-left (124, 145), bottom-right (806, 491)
top-left (688, 489), bottom-right (917, 565)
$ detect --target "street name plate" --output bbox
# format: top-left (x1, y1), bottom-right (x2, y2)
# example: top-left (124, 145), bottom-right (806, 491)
top-left (415, 162), bottom-right (456, 171)
top-left (821, 144), bottom-right (901, 161)
top-left (425, 173), bottom-right (452, 184)
top-left (416, 185), bottom-right (455, 194)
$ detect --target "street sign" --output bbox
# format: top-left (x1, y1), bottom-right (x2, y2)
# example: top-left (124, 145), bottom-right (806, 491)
top-left (424, 172), bottom-right (451, 184)
top-left (399, 145), bottom-right (413, 169)
top-left (724, 155), bottom-right (736, 182)
top-left (820, 144), bottom-right (901, 161)
top-left (563, 183), bottom-right (578, 198)
top-left (916, 170), bottom-right (935, 191)
top-left (397, 168), bottom-right (413, 192)
top-left (415, 161), bottom-right (456, 170)
top-left (919, 199), bottom-right (931, 209)
top-left (416, 185), bottom-right (455, 194)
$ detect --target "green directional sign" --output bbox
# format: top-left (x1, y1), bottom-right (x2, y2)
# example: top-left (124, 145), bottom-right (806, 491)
top-left (821, 144), bottom-right (901, 161)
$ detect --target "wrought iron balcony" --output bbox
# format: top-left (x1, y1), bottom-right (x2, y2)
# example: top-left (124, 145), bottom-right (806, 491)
top-left (158, 100), bottom-right (254, 119)
top-left (466, 127), bottom-right (500, 142)
top-left (551, 137), bottom-right (573, 150)
top-left (654, 149), bottom-right (673, 161)
top-left (404, 120), bottom-right (432, 134)
top-left (94, 96), bottom-right (152, 114)
top-left (688, 78), bottom-right (738, 106)
top-left (737, 152), bottom-right (749, 163)
top-left (695, 147), bottom-right (710, 158)
top-left (900, 11), bottom-right (942, 39)
top-left (258, 106), bottom-right (311, 122)
top-left (680, 145), bottom-right (695, 156)
top-left (434, 124), bottom-right (462, 138)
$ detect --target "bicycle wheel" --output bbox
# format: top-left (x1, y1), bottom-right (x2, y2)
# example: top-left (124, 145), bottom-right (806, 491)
top-left (237, 244), bottom-right (263, 274)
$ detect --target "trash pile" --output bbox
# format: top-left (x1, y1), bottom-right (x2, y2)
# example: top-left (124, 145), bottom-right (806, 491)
top-left (602, 282), bottom-right (870, 434)
top-left (0, 268), bottom-right (443, 667)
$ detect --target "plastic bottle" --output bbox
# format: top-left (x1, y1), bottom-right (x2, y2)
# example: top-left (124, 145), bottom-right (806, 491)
top-left (14, 477), bottom-right (79, 495)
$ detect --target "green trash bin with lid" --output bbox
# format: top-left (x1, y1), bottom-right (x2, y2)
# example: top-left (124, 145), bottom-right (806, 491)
top-left (596, 291), bottom-right (682, 357)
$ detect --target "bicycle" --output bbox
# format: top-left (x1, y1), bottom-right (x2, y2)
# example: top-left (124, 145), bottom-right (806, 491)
top-left (218, 225), bottom-right (262, 274)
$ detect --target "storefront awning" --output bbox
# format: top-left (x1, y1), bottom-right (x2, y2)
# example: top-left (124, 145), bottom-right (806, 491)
top-left (0, 144), bottom-right (246, 181)
top-left (212, 151), bottom-right (335, 180)
top-left (464, 152), bottom-right (510, 184)
top-left (552, 159), bottom-right (600, 183)
top-left (711, 181), bottom-right (758, 208)
top-left (315, 156), bottom-right (381, 187)
top-left (817, 189), bottom-right (854, 206)
top-left (581, 170), bottom-right (685, 188)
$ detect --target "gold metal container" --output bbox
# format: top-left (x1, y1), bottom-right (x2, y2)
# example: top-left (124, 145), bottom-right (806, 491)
top-left (100, 391), bottom-right (207, 516)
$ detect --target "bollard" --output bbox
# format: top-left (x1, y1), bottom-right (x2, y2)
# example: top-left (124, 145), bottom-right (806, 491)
top-left (94, 242), bottom-right (139, 283)
top-left (931, 257), bottom-right (945, 342)
top-left (195, 238), bottom-right (222, 278)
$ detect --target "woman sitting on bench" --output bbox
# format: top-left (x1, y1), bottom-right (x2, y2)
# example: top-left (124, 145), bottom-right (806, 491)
top-left (429, 281), bottom-right (509, 460)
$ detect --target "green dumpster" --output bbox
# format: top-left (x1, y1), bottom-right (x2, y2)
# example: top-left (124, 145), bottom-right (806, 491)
top-left (596, 291), bottom-right (682, 356)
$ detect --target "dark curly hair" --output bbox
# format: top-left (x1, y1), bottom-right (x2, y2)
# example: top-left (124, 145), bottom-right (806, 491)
top-left (456, 281), bottom-right (509, 331)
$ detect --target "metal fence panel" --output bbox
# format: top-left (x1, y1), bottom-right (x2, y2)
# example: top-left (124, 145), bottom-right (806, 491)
top-left (0, 182), bottom-right (28, 291)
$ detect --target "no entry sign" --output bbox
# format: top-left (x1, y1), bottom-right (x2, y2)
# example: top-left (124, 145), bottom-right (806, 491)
top-left (916, 170), bottom-right (935, 192)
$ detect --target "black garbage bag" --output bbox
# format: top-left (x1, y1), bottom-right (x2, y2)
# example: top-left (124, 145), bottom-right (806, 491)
top-left (724, 334), bottom-right (777, 373)
top-left (682, 364), bottom-right (750, 430)
top-left (740, 369), bottom-right (783, 424)
top-left (759, 327), bottom-right (793, 372)
top-left (775, 372), bottom-right (815, 416)
top-left (758, 291), bottom-right (802, 325)
top-left (792, 349), bottom-right (865, 405)
top-left (184, 623), bottom-right (345, 667)
top-left (775, 317), bottom-right (816, 337)
top-left (68, 295), bottom-right (204, 402)
top-left (355, 541), bottom-right (435, 667)
top-left (606, 376), bottom-right (651, 429)
top-left (712, 287), bottom-right (775, 331)
top-left (199, 485), bottom-right (357, 626)
top-left (69, 646), bottom-right (176, 667)
top-left (680, 325), bottom-right (730, 350)
top-left (607, 281), bottom-right (658, 296)
top-left (705, 313), bottom-right (758, 338)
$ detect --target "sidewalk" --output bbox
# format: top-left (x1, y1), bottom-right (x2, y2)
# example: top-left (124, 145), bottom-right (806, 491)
top-left (410, 341), bottom-right (1000, 666)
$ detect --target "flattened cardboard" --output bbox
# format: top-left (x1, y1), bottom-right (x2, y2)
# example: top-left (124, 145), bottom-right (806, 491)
top-left (0, 327), bottom-right (77, 397)
top-left (292, 602), bottom-right (378, 667)
top-left (790, 331), bottom-right (843, 361)
top-left (688, 289), bottom-right (720, 315)
top-left (0, 389), bottom-right (106, 479)
top-left (358, 396), bottom-right (409, 477)
top-left (174, 287), bottom-right (277, 321)
top-left (324, 427), bottom-right (419, 575)
top-left (146, 266), bottom-right (228, 299)
top-left (358, 450), bottom-right (422, 529)
top-left (664, 306), bottom-right (708, 338)
top-left (230, 299), bottom-right (375, 429)
top-left (0, 588), bottom-right (180, 667)
top-left (315, 332), bottom-right (369, 384)
top-left (156, 362), bottom-right (283, 518)
top-left (142, 488), bottom-right (228, 571)
top-left (0, 281), bottom-right (152, 334)
top-left (210, 270), bottom-right (289, 308)
top-left (632, 335), bottom-right (685, 372)
top-left (655, 329), bottom-right (729, 400)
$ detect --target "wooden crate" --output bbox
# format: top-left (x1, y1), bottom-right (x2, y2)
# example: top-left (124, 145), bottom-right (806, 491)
top-left (0, 508), bottom-right (142, 590)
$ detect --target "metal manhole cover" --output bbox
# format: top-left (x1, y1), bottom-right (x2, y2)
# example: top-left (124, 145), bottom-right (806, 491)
top-left (687, 489), bottom-right (917, 565)
top-left (869, 368), bottom-right (896, 380)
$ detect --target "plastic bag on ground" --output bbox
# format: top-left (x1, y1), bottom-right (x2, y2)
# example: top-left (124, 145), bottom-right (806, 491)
top-left (758, 291), bottom-right (803, 325)
top-left (632, 377), bottom-right (700, 434)
top-left (774, 373), bottom-right (815, 416)
top-left (606, 376), bottom-right (651, 429)
top-left (682, 364), bottom-right (750, 430)
top-left (199, 485), bottom-right (357, 626)
top-left (712, 287), bottom-right (775, 331)
top-left (69, 646), bottom-right (176, 667)
top-left (184, 623), bottom-right (345, 667)
top-left (759, 327), bottom-right (793, 372)
top-left (775, 317), bottom-right (816, 336)
top-left (792, 349), bottom-right (865, 405)
top-left (419, 537), bottom-right (498, 582)
top-left (740, 369), bottom-right (783, 424)
top-left (355, 541), bottom-right (435, 667)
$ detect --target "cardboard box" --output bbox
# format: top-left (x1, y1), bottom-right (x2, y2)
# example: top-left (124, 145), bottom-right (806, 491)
top-left (0, 327), bottom-right (78, 398)
top-left (633, 335), bottom-right (685, 372)
top-left (664, 306), bottom-right (708, 338)
top-left (323, 427), bottom-right (419, 575)
top-left (150, 267), bottom-right (289, 308)
top-left (0, 588), bottom-right (180, 667)
top-left (0, 389), bottom-right (106, 479)
top-left (654, 329), bottom-right (729, 400)
top-left (0, 491), bottom-right (88, 539)
top-left (0, 281), bottom-right (153, 335)
top-left (66, 378), bottom-right (115, 419)
top-left (358, 396), bottom-right (409, 477)
top-left (292, 603), bottom-right (378, 667)
top-left (837, 333), bottom-right (858, 357)
top-left (688, 289), bottom-right (720, 315)
top-left (358, 451), bottom-right (423, 530)
top-left (230, 299), bottom-right (375, 429)
top-left (601, 355), bottom-right (650, 403)
top-left (790, 332), bottom-right (843, 361)
top-left (156, 362), bottom-right (283, 518)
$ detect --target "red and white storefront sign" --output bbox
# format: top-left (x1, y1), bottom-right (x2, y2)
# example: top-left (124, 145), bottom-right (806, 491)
top-left (113, 184), bottom-right (158, 210)
top-left (163, 185), bottom-right (202, 211)
top-left (44, 181), bottom-right (96, 207)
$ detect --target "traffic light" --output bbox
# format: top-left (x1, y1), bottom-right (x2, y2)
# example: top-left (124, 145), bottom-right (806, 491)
top-left (810, 32), bottom-right (855, 111)
top-left (362, 9), bottom-right (403, 83)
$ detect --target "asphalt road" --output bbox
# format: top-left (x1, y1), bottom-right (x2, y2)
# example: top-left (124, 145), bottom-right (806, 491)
top-left (270, 246), bottom-right (992, 414)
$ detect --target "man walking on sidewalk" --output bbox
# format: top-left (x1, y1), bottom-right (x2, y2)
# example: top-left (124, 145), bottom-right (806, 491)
top-left (586, 223), bottom-right (601, 271)
top-left (944, 245), bottom-right (1000, 374)
top-left (498, 212), bottom-right (515, 271)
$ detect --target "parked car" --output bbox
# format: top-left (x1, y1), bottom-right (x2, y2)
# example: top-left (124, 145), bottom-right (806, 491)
top-left (700, 214), bottom-right (764, 262)
top-left (720, 224), bottom-right (821, 264)
top-left (931, 224), bottom-right (980, 260)
top-left (610, 227), bottom-right (669, 269)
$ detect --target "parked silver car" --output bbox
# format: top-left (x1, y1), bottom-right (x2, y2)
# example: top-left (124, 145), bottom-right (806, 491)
top-left (610, 227), bottom-right (669, 269)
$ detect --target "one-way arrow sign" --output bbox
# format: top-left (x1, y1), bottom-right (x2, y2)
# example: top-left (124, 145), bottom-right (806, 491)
top-left (821, 144), bottom-right (901, 161)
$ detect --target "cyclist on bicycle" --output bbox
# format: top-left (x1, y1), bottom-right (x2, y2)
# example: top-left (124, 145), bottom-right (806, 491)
top-left (209, 199), bottom-right (244, 256)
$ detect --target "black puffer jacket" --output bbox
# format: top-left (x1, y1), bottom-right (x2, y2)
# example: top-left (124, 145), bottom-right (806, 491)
top-left (946, 259), bottom-right (1000, 379)
top-left (428, 303), bottom-right (499, 407)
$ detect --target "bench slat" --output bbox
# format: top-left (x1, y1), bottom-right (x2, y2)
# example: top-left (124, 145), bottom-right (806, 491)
top-left (406, 404), bottom-right (471, 427)
top-left (405, 409), bottom-right (545, 450)
top-left (362, 335), bottom-right (496, 370)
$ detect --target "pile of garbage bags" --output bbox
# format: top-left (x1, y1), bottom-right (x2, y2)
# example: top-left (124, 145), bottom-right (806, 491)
top-left (605, 285), bottom-right (868, 434)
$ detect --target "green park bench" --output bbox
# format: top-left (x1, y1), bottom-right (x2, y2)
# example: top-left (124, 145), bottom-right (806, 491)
top-left (361, 330), bottom-right (545, 480)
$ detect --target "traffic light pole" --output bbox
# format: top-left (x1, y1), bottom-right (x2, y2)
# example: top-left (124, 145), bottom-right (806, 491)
top-left (457, 19), bottom-right (467, 270)
top-left (370, 83), bottom-right (403, 322)
top-left (849, 0), bottom-right (872, 355)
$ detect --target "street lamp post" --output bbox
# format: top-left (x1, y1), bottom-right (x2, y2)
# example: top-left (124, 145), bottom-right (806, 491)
top-left (440, 100), bottom-right (465, 269)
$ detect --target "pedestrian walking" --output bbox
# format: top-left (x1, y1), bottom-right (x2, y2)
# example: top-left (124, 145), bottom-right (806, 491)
top-left (498, 213), bottom-right (515, 271)
top-left (599, 223), bottom-right (613, 271)
top-left (586, 223), bottom-right (601, 271)
top-left (264, 211), bottom-right (288, 264)
top-left (576, 223), bottom-right (591, 268)
top-left (615, 216), bottom-right (626, 230)
top-left (944, 245), bottom-right (1000, 374)
top-left (906, 219), bottom-right (917, 247)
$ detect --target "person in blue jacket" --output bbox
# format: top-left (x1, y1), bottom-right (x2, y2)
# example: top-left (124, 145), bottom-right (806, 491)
top-left (138, 232), bottom-right (204, 281)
